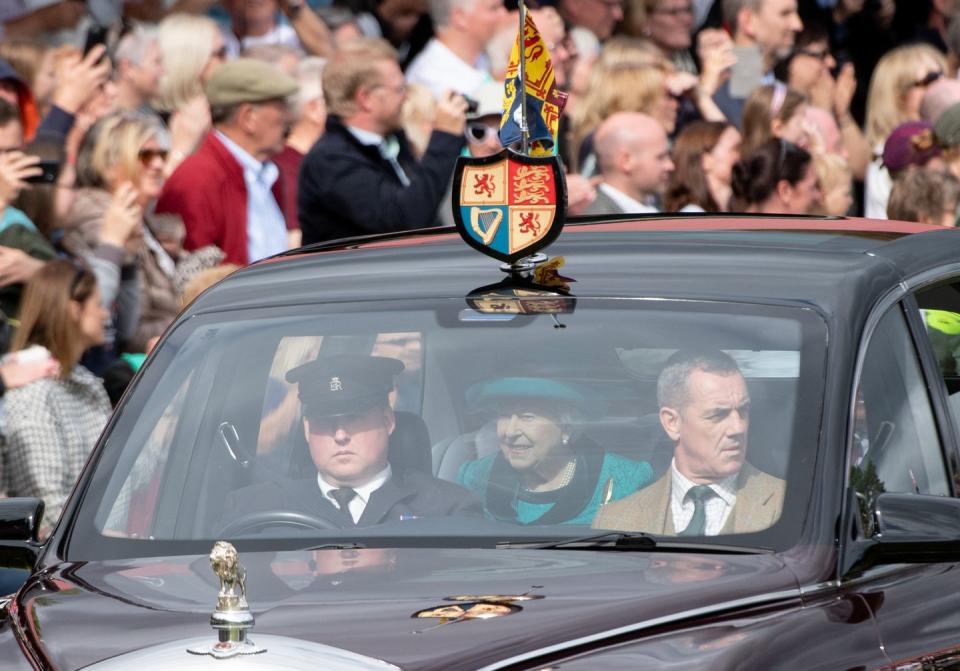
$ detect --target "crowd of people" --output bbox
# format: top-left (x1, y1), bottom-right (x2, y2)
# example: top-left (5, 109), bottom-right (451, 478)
top-left (0, 0), bottom-right (957, 533)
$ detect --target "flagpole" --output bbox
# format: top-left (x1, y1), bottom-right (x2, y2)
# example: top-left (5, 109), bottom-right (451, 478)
top-left (518, 0), bottom-right (530, 156)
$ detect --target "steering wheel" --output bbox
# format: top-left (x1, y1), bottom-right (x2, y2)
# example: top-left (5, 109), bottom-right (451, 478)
top-left (218, 510), bottom-right (342, 537)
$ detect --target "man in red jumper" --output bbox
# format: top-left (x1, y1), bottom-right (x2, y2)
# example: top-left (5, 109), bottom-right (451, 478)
top-left (156, 58), bottom-right (298, 266)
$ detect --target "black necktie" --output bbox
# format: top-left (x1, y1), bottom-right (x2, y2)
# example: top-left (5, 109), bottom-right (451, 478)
top-left (679, 485), bottom-right (715, 536)
top-left (329, 487), bottom-right (357, 524)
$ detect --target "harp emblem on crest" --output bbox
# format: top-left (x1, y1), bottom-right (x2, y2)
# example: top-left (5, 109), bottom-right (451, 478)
top-left (470, 208), bottom-right (503, 245)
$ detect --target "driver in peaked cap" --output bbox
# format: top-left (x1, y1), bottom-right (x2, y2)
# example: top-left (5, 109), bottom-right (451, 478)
top-left (220, 355), bottom-right (480, 532)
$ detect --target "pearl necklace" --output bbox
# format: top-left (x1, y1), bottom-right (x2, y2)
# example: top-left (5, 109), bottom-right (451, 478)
top-left (522, 458), bottom-right (577, 492)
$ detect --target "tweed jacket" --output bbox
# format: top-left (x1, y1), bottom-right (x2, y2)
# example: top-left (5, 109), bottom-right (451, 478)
top-left (592, 461), bottom-right (785, 535)
top-left (581, 187), bottom-right (630, 216)
top-left (1, 365), bottom-right (110, 536)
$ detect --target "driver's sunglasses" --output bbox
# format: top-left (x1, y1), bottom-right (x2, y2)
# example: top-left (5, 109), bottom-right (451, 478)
top-left (465, 122), bottom-right (498, 144)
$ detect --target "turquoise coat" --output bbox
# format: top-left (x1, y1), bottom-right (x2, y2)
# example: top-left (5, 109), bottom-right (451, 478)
top-left (458, 447), bottom-right (653, 526)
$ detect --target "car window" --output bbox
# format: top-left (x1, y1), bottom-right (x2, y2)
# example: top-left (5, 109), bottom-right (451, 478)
top-left (850, 306), bottom-right (950, 509)
top-left (74, 299), bottom-right (826, 559)
top-left (913, 281), bottom-right (960, 448)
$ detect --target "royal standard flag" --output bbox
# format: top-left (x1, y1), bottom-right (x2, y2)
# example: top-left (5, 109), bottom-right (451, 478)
top-left (499, 9), bottom-right (568, 157)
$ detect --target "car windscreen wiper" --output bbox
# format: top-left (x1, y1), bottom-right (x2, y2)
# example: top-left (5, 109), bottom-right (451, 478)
top-left (302, 541), bottom-right (367, 551)
top-left (498, 531), bottom-right (773, 553)
top-left (497, 531), bottom-right (657, 550)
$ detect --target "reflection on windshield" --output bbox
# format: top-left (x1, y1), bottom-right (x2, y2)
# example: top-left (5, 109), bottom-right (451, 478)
top-left (81, 301), bottom-right (824, 557)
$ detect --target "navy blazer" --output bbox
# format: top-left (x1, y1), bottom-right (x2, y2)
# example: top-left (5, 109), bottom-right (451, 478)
top-left (298, 116), bottom-right (464, 245)
top-left (220, 469), bottom-right (482, 530)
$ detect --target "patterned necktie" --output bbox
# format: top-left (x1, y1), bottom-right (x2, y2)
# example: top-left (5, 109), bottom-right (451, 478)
top-left (329, 487), bottom-right (357, 524)
top-left (679, 485), bottom-right (715, 536)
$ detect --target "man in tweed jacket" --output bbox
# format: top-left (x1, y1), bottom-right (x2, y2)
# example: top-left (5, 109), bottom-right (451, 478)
top-left (594, 349), bottom-right (784, 535)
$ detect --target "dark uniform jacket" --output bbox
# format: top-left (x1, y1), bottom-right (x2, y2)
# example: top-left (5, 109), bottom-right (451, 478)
top-left (220, 468), bottom-right (482, 530)
top-left (297, 116), bottom-right (464, 245)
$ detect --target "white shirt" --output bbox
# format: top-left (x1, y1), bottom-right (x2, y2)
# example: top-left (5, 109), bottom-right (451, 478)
top-left (222, 23), bottom-right (301, 59)
top-left (214, 131), bottom-right (287, 263)
top-left (669, 460), bottom-right (738, 536)
top-left (318, 464), bottom-right (392, 524)
top-left (864, 149), bottom-right (892, 220)
top-left (405, 38), bottom-right (492, 98)
top-left (599, 183), bottom-right (659, 214)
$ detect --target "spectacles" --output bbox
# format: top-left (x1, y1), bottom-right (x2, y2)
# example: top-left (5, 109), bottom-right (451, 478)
top-left (372, 82), bottom-right (407, 96)
top-left (653, 4), bottom-right (693, 16)
top-left (796, 47), bottom-right (831, 61)
top-left (465, 122), bottom-right (499, 144)
top-left (138, 148), bottom-right (169, 165)
top-left (911, 70), bottom-right (943, 89)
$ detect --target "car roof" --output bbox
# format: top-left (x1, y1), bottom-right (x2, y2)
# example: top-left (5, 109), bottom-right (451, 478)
top-left (184, 215), bottom-right (960, 320)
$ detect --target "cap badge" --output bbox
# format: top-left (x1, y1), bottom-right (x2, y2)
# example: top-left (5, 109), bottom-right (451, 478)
top-left (330, 377), bottom-right (343, 392)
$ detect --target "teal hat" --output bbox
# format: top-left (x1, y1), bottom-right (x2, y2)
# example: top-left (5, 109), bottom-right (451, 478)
top-left (466, 377), bottom-right (605, 419)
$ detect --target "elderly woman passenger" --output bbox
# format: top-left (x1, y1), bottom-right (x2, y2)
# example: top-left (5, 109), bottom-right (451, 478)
top-left (457, 378), bottom-right (653, 525)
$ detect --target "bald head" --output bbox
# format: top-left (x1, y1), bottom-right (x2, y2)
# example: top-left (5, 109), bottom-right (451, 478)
top-left (594, 112), bottom-right (673, 201)
top-left (922, 78), bottom-right (960, 124)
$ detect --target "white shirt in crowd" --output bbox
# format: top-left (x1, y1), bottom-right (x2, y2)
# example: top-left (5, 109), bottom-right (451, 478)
top-left (318, 464), bottom-right (392, 523)
top-left (598, 183), bottom-right (659, 214)
top-left (405, 38), bottom-right (492, 98)
top-left (669, 459), bottom-right (738, 536)
top-left (215, 130), bottom-right (287, 263)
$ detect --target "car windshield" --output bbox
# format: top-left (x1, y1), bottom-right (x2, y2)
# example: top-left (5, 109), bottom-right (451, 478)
top-left (70, 298), bottom-right (826, 559)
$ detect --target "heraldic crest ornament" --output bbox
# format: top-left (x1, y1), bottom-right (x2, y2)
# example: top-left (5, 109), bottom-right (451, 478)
top-left (452, 149), bottom-right (567, 265)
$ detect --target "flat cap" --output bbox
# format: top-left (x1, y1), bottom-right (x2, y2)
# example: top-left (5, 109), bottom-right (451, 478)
top-left (204, 58), bottom-right (299, 107)
top-left (935, 102), bottom-right (960, 148)
top-left (882, 121), bottom-right (941, 172)
top-left (287, 355), bottom-right (404, 417)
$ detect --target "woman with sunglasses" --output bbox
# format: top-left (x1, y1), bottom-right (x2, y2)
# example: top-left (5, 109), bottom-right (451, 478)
top-left (64, 113), bottom-right (191, 356)
top-left (774, 24), bottom-right (871, 182)
top-left (863, 44), bottom-right (947, 218)
top-left (2, 259), bottom-right (111, 538)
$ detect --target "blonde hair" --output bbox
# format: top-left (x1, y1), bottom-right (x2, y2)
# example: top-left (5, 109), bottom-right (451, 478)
top-left (741, 84), bottom-right (808, 157)
top-left (323, 38), bottom-right (398, 118)
top-left (865, 44), bottom-right (948, 147)
top-left (571, 58), bottom-right (670, 167)
top-left (181, 264), bottom-right (241, 307)
top-left (814, 152), bottom-right (852, 189)
top-left (75, 113), bottom-right (165, 190)
top-left (813, 152), bottom-right (852, 215)
top-left (401, 83), bottom-right (436, 159)
top-left (0, 39), bottom-right (47, 93)
top-left (291, 56), bottom-right (326, 120)
top-left (155, 13), bottom-right (221, 112)
top-left (13, 260), bottom-right (97, 376)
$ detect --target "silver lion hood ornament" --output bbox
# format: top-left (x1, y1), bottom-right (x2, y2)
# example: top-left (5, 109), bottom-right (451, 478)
top-left (187, 541), bottom-right (266, 659)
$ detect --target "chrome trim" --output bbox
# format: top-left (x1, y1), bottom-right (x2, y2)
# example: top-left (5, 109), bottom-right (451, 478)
top-left (476, 587), bottom-right (803, 670)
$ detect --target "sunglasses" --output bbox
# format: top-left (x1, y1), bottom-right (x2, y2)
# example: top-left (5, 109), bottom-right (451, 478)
top-left (911, 70), bottom-right (943, 89)
top-left (465, 122), bottom-right (499, 144)
top-left (138, 148), bottom-right (169, 165)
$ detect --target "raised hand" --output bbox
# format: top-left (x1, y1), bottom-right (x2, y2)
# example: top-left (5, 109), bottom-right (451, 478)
top-left (0, 151), bottom-right (41, 210)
